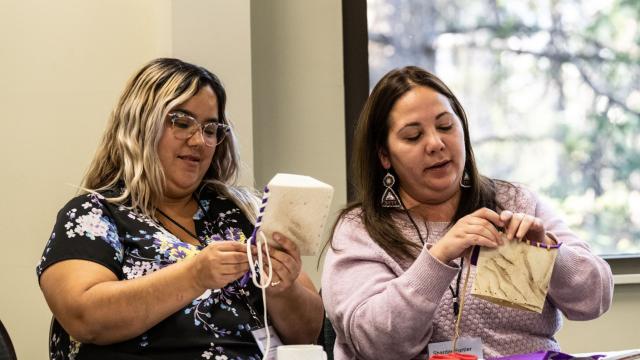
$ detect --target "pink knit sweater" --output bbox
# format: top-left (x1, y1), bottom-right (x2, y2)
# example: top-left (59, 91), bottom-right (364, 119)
top-left (321, 185), bottom-right (613, 360)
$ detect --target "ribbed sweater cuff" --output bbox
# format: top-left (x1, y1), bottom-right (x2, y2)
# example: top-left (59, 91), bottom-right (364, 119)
top-left (403, 247), bottom-right (459, 304)
top-left (551, 242), bottom-right (580, 284)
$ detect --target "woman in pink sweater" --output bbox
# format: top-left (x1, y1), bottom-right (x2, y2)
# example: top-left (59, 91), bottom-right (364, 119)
top-left (321, 66), bottom-right (613, 360)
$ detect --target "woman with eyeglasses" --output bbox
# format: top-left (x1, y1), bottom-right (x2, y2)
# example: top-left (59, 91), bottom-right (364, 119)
top-left (37, 58), bottom-right (323, 359)
top-left (321, 66), bottom-right (613, 360)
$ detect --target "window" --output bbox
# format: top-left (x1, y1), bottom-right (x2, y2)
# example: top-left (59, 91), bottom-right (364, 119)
top-left (360, 0), bottom-right (640, 257)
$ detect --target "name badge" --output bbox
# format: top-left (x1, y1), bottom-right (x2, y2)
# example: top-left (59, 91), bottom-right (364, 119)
top-left (251, 325), bottom-right (284, 360)
top-left (428, 337), bottom-right (484, 359)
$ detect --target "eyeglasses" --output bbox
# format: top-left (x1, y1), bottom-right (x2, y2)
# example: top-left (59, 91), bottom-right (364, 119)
top-left (167, 111), bottom-right (230, 147)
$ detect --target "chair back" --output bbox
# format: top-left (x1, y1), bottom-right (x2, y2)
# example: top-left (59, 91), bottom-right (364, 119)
top-left (317, 289), bottom-right (336, 360)
top-left (320, 314), bottom-right (336, 360)
top-left (0, 319), bottom-right (17, 360)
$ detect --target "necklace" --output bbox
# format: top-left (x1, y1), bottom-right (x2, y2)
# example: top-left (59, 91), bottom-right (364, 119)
top-left (157, 207), bottom-right (200, 243)
top-left (404, 207), bottom-right (463, 316)
top-left (450, 257), bottom-right (464, 316)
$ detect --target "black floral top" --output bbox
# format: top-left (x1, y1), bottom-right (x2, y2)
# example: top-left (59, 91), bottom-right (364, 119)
top-left (37, 186), bottom-right (264, 360)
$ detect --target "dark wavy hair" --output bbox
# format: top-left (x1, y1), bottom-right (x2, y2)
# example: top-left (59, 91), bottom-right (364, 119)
top-left (333, 66), bottom-right (504, 261)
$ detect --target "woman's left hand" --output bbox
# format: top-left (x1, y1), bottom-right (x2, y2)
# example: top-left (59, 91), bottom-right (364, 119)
top-left (499, 210), bottom-right (555, 245)
top-left (259, 232), bottom-right (302, 296)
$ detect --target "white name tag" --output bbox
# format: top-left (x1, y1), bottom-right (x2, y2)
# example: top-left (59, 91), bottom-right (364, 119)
top-left (428, 337), bottom-right (484, 359)
top-left (251, 325), bottom-right (284, 360)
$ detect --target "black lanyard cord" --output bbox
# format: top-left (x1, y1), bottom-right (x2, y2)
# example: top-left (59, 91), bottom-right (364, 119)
top-left (450, 257), bottom-right (464, 317)
top-left (156, 195), bottom-right (212, 246)
top-left (403, 205), bottom-right (463, 317)
top-left (157, 208), bottom-right (200, 242)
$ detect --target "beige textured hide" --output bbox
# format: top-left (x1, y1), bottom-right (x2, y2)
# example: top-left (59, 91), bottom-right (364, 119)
top-left (471, 234), bottom-right (558, 313)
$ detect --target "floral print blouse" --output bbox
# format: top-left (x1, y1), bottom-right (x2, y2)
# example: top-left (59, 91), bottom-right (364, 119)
top-left (37, 186), bottom-right (264, 360)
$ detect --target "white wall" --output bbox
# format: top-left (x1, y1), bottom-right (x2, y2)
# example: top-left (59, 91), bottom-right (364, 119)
top-left (173, 0), bottom-right (254, 186)
top-left (557, 284), bottom-right (640, 352)
top-left (250, 0), bottom-right (347, 286)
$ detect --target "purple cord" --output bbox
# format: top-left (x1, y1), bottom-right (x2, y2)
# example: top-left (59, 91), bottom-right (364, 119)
top-left (239, 187), bottom-right (269, 287)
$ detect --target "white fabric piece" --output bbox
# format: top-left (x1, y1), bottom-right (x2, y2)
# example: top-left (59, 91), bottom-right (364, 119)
top-left (259, 173), bottom-right (334, 256)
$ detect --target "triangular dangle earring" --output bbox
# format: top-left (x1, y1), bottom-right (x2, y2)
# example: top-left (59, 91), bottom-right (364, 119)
top-left (460, 170), bottom-right (471, 188)
top-left (381, 171), bottom-right (402, 208)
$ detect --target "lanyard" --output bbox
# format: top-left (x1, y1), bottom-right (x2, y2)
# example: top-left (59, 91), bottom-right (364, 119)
top-left (450, 258), bottom-right (464, 316)
top-left (404, 209), bottom-right (463, 316)
top-left (155, 194), bottom-right (212, 247)
top-left (157, 208), bottom-right (201, 242)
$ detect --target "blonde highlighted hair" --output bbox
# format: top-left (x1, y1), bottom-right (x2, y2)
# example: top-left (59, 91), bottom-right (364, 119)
top-left (82, 58), bottom-right (258, 222)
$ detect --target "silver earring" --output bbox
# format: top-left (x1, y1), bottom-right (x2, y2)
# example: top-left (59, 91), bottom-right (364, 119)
top-left (381, 172), bottom-right (402, 208)
top-left (460, 170), bottom-right (471, 188)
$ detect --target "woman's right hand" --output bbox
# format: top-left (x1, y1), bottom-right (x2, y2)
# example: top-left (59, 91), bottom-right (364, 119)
top-left (191, 241), bottom-right (250, 290)
top-left (429, 207), bottom-right (504, 264)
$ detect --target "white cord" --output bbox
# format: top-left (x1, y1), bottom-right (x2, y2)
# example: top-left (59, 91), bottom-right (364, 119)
top-left (245, 188), bottom-right (275, 359)
top-left (247, 231), bottom-right (273, 288)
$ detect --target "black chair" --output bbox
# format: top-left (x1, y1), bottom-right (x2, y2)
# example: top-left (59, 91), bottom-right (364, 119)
top-left (0, 319), bottom-right (17, 360)
top-left (317, 289), bottom-right (336, 360)
top-left (318, 313), bottom-right (336, 360)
